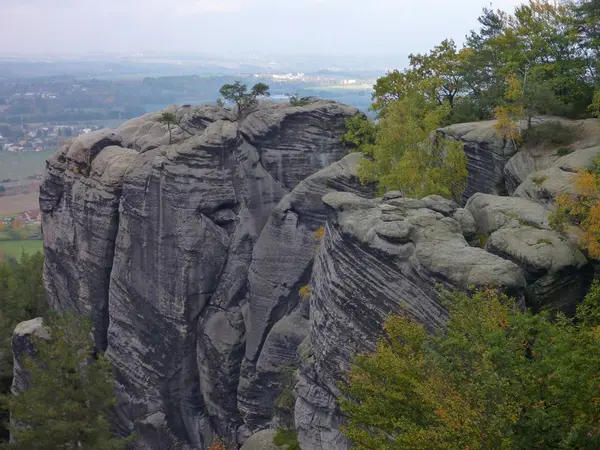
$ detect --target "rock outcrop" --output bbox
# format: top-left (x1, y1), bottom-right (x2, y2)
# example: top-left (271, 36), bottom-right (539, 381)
top-left (504, 118), bottom-right (600, 194)
top-left (11, 318), bottom-right (50, 396)
top-left (438, 121), bottom-right (518, 203)
top-left (38, 101), bottom-right (364, 448)
top-left (295, 193), bottom-right (528, 449)
top-left (295, 190), bottom-right (589, 449)
top-left (514, 145), bottom-right (600, 207)
top-left (31, 103), bottom-right (596, 450)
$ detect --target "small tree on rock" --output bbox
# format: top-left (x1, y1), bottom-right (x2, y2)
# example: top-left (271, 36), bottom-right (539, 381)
top-left (219, 81), bottom-right (270, 117)
top-left (158, 111), bottom-right (178, 144)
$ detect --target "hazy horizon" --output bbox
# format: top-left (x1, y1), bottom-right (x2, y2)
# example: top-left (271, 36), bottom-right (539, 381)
top-left (3, 0), bottom-right (524, 58)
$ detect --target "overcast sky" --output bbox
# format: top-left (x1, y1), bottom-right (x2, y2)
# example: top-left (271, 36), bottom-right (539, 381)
top-left (1, 0), bottom-right (524, 56)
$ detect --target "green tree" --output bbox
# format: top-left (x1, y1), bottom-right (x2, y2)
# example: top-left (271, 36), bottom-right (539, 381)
top-left (591, 87), bottom-right (600, 116)
top-left (340, 286), bottom-right (600, 449)
top-left (0, 186), bottom-right (5, 194)
top-left (3, 312), bottom-right (130, 450)
top-left (339, 115), bottom-right (377, 152)
top-left (408, 39), bottom-right (471, 112)
top-left (219, 81), bottom-right (270, 117)
top-left (357, 93), bottom-right (467, 201)
top-left (0, 252), bottom-right (46, 391)
top-left (158, 111), bottom-right (178, 144)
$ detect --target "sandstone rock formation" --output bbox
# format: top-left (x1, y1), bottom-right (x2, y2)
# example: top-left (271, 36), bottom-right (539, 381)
top-left (31, 103), bottom-right (596, 450)
top-left (438, 120), bottom-right (518, 202)
top-left (514, 145), bottom-right (600, 207)
top-left (39, 101), bottom-right (365, 448)
top-left (11, 318), bottom-right (50, 396)
top-left (295, 190), bottom-right (589, 449)
top-left (504, 118), bottom-right (600, 194)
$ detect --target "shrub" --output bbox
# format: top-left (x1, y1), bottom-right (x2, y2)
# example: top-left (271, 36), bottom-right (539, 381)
top-left (556, 147), bottom-right (574, 156)
top-left (207, 439), bottom-right (227, 450)
top-left (299, 285), bottom-right (311, 298)
top-left (476, 233), bottom-right (489, 248)
top-left (289, 95), bottom-right (316, 107)
top-left (314, 226), bottom-right (326, 240)
top-left (273, 428), bottom-right (301, 450)
top-left (522, 121), bottom-right (579, 147)
top-left (340, 286), bottom-right (600, 449)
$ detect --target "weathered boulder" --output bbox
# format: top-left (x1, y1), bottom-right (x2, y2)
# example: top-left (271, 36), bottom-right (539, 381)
top-left (11, 318), bottom-right (50, 395)
top-left (466, 193), bottom-right (590, 311)
top-left (438, 120), bottom-right (518, 203)
top-left (504, 147), bottom-right (561, 195)
top-left (504, 118), bottom-right (600, 195)
top-left (38, 100), bottom-right (361, 449)
top-left (514, 146), bottom-right (600, 207)
top-left (240, 429), bottom-right (282, 450)
top-left (296, 192), bottom-right (528, 449)
top-left (65, 129), bottom-right (124, 165)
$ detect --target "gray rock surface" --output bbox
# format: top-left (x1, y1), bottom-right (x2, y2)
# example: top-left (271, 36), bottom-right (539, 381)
top-left (240, 429), bottom-right (282, 450)
top-left (295, 193), bottom-right (528, 450)
top-left (38, 100), bottom-right (361, 449)
top-left (505, 118), bottom-right (600, 195)
top-left (514, 146), bottom-right (600, 206)
top-left (466, 193), bottom-right (589, 311)
top-left (237, 152), bottom-right (374, 434)
top-left (438, 120), bottom-right (518, 203)
top-left (41, 136), bottom-right (138, 351)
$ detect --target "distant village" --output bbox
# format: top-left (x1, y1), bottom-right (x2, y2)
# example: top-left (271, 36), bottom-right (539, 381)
top-left (0, 124), bottom-right (103, 153)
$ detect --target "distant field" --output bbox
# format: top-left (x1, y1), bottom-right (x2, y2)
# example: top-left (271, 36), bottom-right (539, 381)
top-left (0, 151), bottom-right (53, 181)
top-left (0, 192), bottom-right (40, 215)
top-left (306, 85), bottom-right (373, 91)
top-left (0, 240), bottom-right (43, 260)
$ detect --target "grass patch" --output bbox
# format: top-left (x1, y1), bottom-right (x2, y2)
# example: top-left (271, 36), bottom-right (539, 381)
top-left (0, 151), bottom-right (54, 181)
top-left (477, 233), bottom-right (489, 248)
top-left (536, 238), bottom-right (553, 245)
top-left (556, 147), bottom-right (574, 156)
top-left (273, 428), bottom-right (301, 450)
top-left (0, 240), bottom-right (43, 260)
top-left (523, 121), bottom-right (579, 147)
top-left (532, 175), bottom-right (548, 186)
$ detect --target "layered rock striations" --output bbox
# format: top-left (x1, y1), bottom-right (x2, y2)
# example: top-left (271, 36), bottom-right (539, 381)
top-left (38, 101), bottom-right (364, 448)
top-left (28, 105), bottom-right (596, 450)
top-left (295, 190), bottom-right (589, 449)
top-left (438, 120), bottom-right (518, 203)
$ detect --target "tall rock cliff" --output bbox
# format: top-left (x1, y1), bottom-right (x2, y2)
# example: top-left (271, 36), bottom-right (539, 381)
top-left (38, 101), bottom-right (368, 448)
top-left (27, 107), bottom-right (595, 450)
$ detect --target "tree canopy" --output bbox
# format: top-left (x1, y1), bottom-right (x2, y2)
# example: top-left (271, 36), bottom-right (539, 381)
top-left (342, 0), bottom-right (600, 200)
top-left (218, 81), bottom-right (270, 117)
top-left (0, 252), bottom-right (46, 440)
top-left (340, 285), bottom-right (600, 449)
top-left (3, 312), bottom-right (130, 450)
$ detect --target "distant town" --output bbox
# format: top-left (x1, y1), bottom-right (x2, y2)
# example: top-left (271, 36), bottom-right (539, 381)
top-left (0, 124), bottom-right (103, 153)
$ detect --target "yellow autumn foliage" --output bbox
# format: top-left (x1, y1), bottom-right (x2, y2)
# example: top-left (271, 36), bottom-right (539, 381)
top-left (552, 160), bottom-right (600, 259)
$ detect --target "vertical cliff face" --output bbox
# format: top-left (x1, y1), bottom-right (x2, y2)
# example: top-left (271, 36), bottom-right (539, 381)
top-left (35, 105), bottom-right (594, 450)
top-left (295, 191), bottom-right (589, 450)
top-left (438, 121), bottom-right (518, 203)
top-left (38, 101), bottom-right (364, 448)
